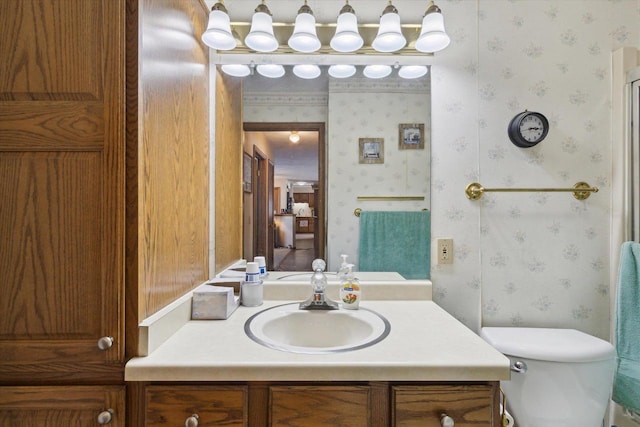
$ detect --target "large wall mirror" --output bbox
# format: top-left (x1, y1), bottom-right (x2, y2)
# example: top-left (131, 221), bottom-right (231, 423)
top-left (235, 68), bottom-right (431, 272)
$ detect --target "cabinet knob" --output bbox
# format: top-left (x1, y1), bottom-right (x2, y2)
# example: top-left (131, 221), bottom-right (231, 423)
top-left (185, 414), bottom-right (199, 427)
top-left (97, 336), bottom-right (114, 350)
top-left (97, 409), bottom-right (113, 424)
top-left (440, 413), bottom-right (455, 427)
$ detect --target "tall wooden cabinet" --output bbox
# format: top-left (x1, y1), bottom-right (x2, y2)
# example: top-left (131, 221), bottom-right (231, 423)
top-left (0, 0), bottom-right (211, 424)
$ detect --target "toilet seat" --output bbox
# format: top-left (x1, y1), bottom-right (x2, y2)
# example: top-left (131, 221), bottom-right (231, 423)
top-left (480, 327), bottom-right (615, 363)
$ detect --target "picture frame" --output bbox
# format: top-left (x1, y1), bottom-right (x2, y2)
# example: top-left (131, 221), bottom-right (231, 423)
top-left (243, 151), bottom-right (252, 193)
top-left (359, 138), bottom-right (384, 164)
top-left (399, 123), bottom-right (425, 150)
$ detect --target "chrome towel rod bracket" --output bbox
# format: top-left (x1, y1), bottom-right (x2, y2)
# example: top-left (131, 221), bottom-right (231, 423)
top-left (465, 181), bottom-right (599, 201)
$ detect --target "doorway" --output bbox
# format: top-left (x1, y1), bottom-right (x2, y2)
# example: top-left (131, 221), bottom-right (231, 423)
top-left (244, 122), bottom-right (326, 271)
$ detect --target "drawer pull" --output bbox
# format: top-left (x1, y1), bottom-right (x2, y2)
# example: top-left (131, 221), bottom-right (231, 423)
top-left (440, 413), bottom-right (455, 427)
top-left (97, 336), bottom-right (114, 350)
top-left (97, 409), bottom-right (113, 424)
top-left (185, 414), bottom-right (199, 427)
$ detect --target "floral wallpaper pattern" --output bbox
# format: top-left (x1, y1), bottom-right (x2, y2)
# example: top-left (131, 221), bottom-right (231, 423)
top-left (243, 0), bottom-right (640, 339)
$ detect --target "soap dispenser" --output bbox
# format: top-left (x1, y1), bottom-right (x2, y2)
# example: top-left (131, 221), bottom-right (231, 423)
top-left (340, 264), bottom-right (360, 310)
top-left (338, 254), bottom-right (349, 280)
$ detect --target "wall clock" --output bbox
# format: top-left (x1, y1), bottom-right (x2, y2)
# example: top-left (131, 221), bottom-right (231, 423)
top-left (508, 110), bottom-right (549, 148)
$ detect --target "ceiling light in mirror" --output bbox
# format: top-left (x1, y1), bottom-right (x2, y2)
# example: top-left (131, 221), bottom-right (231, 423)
top-left (256, 64), bottom-right (285, 78)
top-left (289, 131), bottom-right (300, 143)
top-left (293, 64), bottom-right (321, 79)
top-left (372, 2), bottom-right (406, 53)
top-left (245, 1), bottom-right (279, 52)
top-left (363, 65), bottom-right (392, 79)
top-left (202, 2), bottom-right (236, 50)
top-left (220, 64), bottom-right (251, 77)
top-left (288, 1), bottom-right (321, 53)
top-left (328, 64), bottom-right (356, 79)
top-left (330, 1), bottom-right (363, 52)
top-left (398, 65), bottom-right (428, 79)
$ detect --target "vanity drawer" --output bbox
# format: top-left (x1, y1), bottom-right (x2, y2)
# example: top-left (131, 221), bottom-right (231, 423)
top-left (270, 385), bottom-right (372, 427)
top-left (144, 385), bottom-right (247, 426)
top-left (392, 384), bottom-right (498, 427)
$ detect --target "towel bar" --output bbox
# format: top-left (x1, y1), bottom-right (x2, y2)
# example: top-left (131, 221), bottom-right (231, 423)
top-left (354, 207), bottom-right (428, 217)
top-left (356, 196), bottom-right (425, 201)
top-left (465, 181), bottom-right (598, 201)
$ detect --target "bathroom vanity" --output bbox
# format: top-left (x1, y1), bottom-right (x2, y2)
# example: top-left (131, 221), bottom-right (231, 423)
top-left (125, 278), bottom-right (510, 426)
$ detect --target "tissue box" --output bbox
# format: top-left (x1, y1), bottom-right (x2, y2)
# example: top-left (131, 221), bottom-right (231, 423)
top-left (191, 279), bottom-right (241, 320)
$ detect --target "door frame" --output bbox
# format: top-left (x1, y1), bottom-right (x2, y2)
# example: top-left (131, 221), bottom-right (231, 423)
top-left (243, 122), bottom-right (326, 262)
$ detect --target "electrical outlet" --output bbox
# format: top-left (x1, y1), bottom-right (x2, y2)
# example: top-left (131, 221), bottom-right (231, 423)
top-left (437, 238), bottom-right (454, 265)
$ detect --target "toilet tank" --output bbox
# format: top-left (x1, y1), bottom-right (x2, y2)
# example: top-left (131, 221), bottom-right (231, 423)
top-left (481, 327), bottom-right (615, 427)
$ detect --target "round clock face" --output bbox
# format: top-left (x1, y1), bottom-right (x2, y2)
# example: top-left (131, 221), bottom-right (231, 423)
top-left (508, 111), bottom-right (549, 148)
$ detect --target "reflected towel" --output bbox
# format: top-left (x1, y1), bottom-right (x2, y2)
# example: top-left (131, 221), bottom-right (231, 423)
top-left (358, 211), bottom-right (430, 279)
top-left (613, 242), bottom-right (640, 413)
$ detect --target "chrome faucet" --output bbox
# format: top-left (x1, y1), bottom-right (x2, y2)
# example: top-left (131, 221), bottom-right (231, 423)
top-left (299, 259), bottom-right (339, 310)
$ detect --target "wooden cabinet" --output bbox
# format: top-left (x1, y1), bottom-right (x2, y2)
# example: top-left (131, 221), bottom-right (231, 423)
top-left (144, 386), bottom-right (247, 427)
top-left (1, 0), bottom-right (210, 425)
top-left (392, 384), bottom-right (499, 427)
top-left (293, 192), bottom-right (315, 208)
top-left (295, 216), bottom-right (315, 234)
top-left (270, 385), bottom-right (377, 427)
top-left (0, 0), bottom-right (125, 385)
top-left (0, 386), bottom-right (126, 427)
top-left (135, 382), bottom-right (498, 427)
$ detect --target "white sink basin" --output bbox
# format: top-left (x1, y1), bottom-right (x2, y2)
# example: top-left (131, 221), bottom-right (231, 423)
top-left (244, 303), bottom-right (391, 354)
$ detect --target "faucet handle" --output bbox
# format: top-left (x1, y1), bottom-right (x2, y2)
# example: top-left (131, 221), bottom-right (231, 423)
top-left (311, 258), bottom-right (326, 272)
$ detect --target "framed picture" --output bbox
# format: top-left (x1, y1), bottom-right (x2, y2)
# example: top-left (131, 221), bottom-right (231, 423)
top-left (243, 151), bottom-right (252, 193)
top-left (359, 138), bottom-right (384, 164)
top-left (399, 123), bottom-right (425, 150)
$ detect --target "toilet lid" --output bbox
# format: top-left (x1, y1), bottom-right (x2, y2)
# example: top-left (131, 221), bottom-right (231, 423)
top-left (480, 327), bottom-right (615, 362)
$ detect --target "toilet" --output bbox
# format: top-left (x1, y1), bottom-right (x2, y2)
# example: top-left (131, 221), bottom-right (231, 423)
top-left (480, 327), bottom-right (615, 427)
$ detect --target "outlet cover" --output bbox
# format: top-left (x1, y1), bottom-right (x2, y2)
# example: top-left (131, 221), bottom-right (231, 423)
top-left (437, 238), bottom-right (453, 265)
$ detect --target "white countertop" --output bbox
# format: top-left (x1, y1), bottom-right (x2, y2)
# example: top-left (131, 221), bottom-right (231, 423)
top-left (125, 287), bottom-right (510, 382)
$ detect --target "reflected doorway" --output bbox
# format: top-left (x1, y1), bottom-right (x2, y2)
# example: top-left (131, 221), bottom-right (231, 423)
top-left (244, 122), bottom-right (325, 271)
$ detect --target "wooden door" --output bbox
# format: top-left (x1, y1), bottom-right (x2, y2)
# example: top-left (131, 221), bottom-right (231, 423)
top-left (267, 161), bottom-right (275, 269)
top-left (0, 0), bottom-right (125, 382)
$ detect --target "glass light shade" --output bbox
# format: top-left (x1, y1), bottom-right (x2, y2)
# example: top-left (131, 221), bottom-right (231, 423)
top-left (289, 131), bottom-right (300, 143)
top-left (415, 10), bottom-right (450, 53)
top-left (202, 8), bottom-right (236, 50)
top-left (363, 65), bottom-right (392, 79)
top-left (245, 11), bottom-right (278, 52)
top-left (330, 12), bottom-right (363, 52)
top-left (220, 64), bottom-right (251, 77)
top-left (328, 64), bottom-right (356, 78)
top-left (288, 12), bottom-right (321, 53)
top-left (372, 12), bottom-right (406, 52)
top-left (398, 65), bottom-right (428, 79)
top-left (293, 64), bottom-right (321, 79)
top-left (256, 64), bottom-right (285, 78)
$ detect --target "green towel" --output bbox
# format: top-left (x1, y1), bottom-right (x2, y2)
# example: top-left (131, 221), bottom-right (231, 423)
top-left (613, 241), bottom-right (640, 413)
top-left (358, 211), bottom-right (430, 279)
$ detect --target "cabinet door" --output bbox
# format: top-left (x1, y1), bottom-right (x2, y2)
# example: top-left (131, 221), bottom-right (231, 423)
top-left (392, 385), bottom-right (497, 427)
top-left (270, 385), bottom-right (371, 427)
top-left (0, 386), bottom-right (125, 427)
top-left (0, 0), bottom-right (125, 382)
top-left (145, 386), bottom-right (247, 427)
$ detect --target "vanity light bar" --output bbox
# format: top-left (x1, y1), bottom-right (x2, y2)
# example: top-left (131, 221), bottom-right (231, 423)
top-left (212, 52), bottom-right (433, 66)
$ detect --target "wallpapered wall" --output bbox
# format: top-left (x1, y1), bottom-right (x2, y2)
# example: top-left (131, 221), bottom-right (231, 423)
top-left (243, 0), bottom-right (640, 339)
top-left (326, 77), bottom-right (431, 269)
top-left (431, 0), bottom-right (639, 339)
